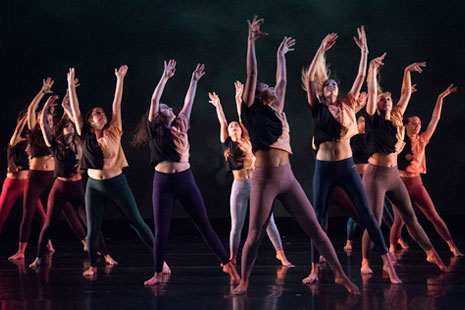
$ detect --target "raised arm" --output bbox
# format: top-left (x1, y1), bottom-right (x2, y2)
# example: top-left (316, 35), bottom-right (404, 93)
top-left (61, 78), bottom-right (80, 124)
top-left (423, 83), bottom-right (457, 140)
top-left (148, 59), bottom-right (176, 123)
top-left (366, 53), bottom-right (386, 116)
top-left (9, 114), bottom-right (28, 146)
top-left (111, 65), bottom-right (129, 130)
top-left (349, 26), bottom-right (369, 100)
top-left (234, 81), bottom-right (244, 121)
top-left (40, 95), bottom-right (59, 147)
top-left (305, 33), bottom-right (337, 107)
top-left (27, 77), bottom-right (54, 129)
top-left (208, 92), bottom-right (229, 143)
top-left (397, 62), bottom-right (426, 114)
top-left (243, 16), bottom-right (267, 107)
top-left (275, 36), bottom-right (296, 112)
top-left (67, 68), bottom-right (84, 136)
top-left (180, 64), bottom-right (205, 119)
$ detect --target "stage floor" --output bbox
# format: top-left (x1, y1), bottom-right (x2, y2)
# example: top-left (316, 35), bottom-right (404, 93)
top-left (0, 219), bottom-right (464, 310)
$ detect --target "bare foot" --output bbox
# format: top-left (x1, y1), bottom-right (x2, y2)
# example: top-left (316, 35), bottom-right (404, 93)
top-left (144, 272), bottom-right (163, 286)
top-left (8, 251), bottom-right (25, 261)
top-left (81, 239), bottom-right (88, 252)
top-left (222, 262), bottom-right (240, 285)
top-left (387, 250), bottom-right (397, 264)
top-left (382, 262), bottom-right (402, 284)
top-left (398, 238), bottom-right (409, 249)
top-left (162, 261), bottom-right (171, 274)
top-left (426, 249), bottom-right (447, 272)
top-left (104, 255), bottom-right (118, 266)
top-left (302, 271), bottom-right (319, 284)
top-left (83, 266), bottom-right (97, 277)
top-left (231, 281), bottom-right (248, 295)
top-left (275, 250), bottom-right (294, 267)
top-left (334, 271), bottom-right (360, 295)
top-left (450, 247), bottom-right (464, 257)
top-left (344, 240), bottom-right (353, 253)
top-left (360, 260), bottom-right (373, 274)
top-left (47, 240), bottom-right (55, 253)
top-left (389, 244), bottom-right (396, 253)
top-left (29, 257), bottom-right (42, 269)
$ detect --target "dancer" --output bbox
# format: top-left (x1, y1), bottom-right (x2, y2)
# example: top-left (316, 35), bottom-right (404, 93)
top-left (361, 53), bottom-right (446, 273)
top-left (66, 66), bottom-right (163, 276)
top-left (301, 29), bottom-right (400, 284)
top-left (208, 84), bottom-right (293, 267)
top-left (0, 111), bottom-right (45, 234)
top-left (232, 16), bottom-right (359, 295)
top-left (390, 84), bottom-right (462, 256)
top-left (136, 60), bottom-right (239, 286)
top-left (29, 96), bottom-right (117, 268)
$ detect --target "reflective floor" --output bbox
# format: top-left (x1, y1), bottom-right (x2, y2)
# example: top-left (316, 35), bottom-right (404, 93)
top-left (0, 219), bottom-right (464, 310)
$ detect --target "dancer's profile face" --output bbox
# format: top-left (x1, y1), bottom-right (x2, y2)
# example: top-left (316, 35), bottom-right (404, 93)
top-left (357, 116), bottom-right (365, 133)
top-left (63, 122), bottom-right (75, 136)
top-left (159, 104), bottom-right (176, 125)
top-left (323, 79), bottom-right (339, 99)
top-left (228, 121), bottom-right (242, 138)
top-left (377, 92), bottom-right (392, 112)
top-left (257, 82), bottom-right (277, 103)
top-left (406, 116), bottom-right (421, 135)
top-left (88, 107), bottom-right (107, 130)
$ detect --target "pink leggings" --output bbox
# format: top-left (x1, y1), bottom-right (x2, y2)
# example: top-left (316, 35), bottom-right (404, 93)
top-left (0, 177), bottom-right (45, 234)
top-left (390, 175), bottom-right (452, 245)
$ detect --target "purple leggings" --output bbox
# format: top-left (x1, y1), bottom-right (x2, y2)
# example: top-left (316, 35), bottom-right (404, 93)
top-left (240, 164), bottom-right (343, 282)
top-left (152, 169), bottom-right (229, 272)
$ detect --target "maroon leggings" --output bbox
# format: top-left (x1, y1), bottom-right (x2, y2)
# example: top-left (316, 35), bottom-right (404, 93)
top-left (362, 164), bottom-right (433, 260)
top-left (240, 164), bottom-right (343, 282)
top-left (390, 175), bottom-right (452, 245)
top-left (0, 177), bottom-right (45, 234)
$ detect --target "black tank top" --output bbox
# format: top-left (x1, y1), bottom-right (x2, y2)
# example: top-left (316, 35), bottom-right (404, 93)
top-left (29, 126), bottom-right (51, 158)
top-left (49, 140), bottom-right (80, 177)
top-left (365, 113), bottom-right (398, 154)
top-left (80, 125), bottom-right (104, 170)
top-left (147, 119), bottom-right (181, 168)
top-left (222, 137), bottom-right (248, 171)
top-left (310, 99), bottom-right (343, 148)
top-left (397, 136), bottom-right (412, 170)
top-left (350, 133), bottom-right (370, 164)
top-left (7, 141), bottom-right (29, 172)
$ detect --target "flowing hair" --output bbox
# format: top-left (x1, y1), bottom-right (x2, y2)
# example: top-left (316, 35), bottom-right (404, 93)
top-left (54, 116), bottom-right (82, 158)
top-left (301, 54), bottom-right (330, 99)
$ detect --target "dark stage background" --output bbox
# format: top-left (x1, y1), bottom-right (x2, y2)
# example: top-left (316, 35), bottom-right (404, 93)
top-left (2, 0), bottom-right (465, 220)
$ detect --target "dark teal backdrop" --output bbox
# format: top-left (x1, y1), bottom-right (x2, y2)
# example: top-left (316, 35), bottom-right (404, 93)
top-left (2, 0), bottom-right (465, 219)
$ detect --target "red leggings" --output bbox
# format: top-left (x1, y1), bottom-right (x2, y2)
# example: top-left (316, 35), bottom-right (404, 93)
top-left (0, 177), bottom-right (45, 234)
top-left (390, 175), bottom-right (452, 245)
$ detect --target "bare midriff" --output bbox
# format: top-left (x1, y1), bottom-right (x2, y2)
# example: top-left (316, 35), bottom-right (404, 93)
top-left (355, 163), bottom-right (368, 175)
top-left (316, 140), bottom-right (353, 161)
top-left (155, 161), bottom-right (191, 174)
top-left (368, 153), bottom-right (398, 167)
top-left (88, 167), bottom-right (123, 180)
top-left (233, 168), bottom-right (253, 180)
top-left (254, 148), bottom-right (289, 168)
top-left (57, 173), bottom-right (83, 182)
top-left (6, 170), bottom-right (29, 179)
top-left (30, 156), bottom-right (55, 171)
top-left (398, 170), bottom-right (420, 178)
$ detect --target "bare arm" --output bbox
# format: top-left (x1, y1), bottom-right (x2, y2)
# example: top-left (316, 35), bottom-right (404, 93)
top-left (148, 59), bottom-right (176, 123)
top-left (397, 62), bottom-right (426, 114)
top-left (243, 16), bottom-right (267, 107)
top-left (180, 64), bottom-right (205, 120)
top-left (27, 77), bottom-right (54, 129)
top-left (9, 115), bottom-right (28, 146)
top-left (423, 84), bottom-right (457, 141)
top-left (61, 78), bottom-right (80, 124)
top-left (39, 96), bottom-right (59, 147)
top-left (349, 26), bottom-right (368, 100)
top-left (234, 80), bottom-right (244, 122)
top-left (305, 33), bottom-right (338, 107)
top-left (275, 36), bottom-right (296, 112)
top-left (67, 68), bottom-right (84, 136)
top-left (208, 92), bottom-right (229, 143)
top-left (111, 65), bottom-right (128, 130)
top-left (366, 53), bottom-right (386, 116)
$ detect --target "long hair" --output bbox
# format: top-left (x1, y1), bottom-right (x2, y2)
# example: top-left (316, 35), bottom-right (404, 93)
top-left (131, 112), bottom-right (149, 147)
top-left (17, 109), bottom-right (30, 138)
top-left (85, 107), bottom-right (110, 132)
top-left (54, 116), bottom-right (81, 155)
top-left (301, 54), bottom-right (330, 99)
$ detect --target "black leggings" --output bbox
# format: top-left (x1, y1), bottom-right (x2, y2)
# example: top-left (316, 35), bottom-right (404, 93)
top-left (152, 169), bottom-right (229, 272)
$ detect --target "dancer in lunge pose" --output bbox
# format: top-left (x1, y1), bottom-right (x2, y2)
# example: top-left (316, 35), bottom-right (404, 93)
top-left (208, 84), bottom-right (293, 267)
top-left (390, 84), bottom-right (462, 256)
top-left (361, 53), bottom-right (446, 273)
top-left (133, 60), bottom-right (239, 286)
top-left (301, 29), bottom-right (400, 284)
top-left (232, 16), bottom-right (359, 295)
top-left (66, 66), bottom-right (166, 276)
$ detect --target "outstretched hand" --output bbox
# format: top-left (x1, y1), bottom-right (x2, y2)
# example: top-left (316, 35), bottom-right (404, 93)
top-left (353, 26), bottom-right (368, 53)
top-left (192, 64), bottom-right (205, 81)
top-left (208, 92), bottom-right (221, 107)
top-left (278, 36), bottom-right (296, 55)
top-left (43, 95), bottom-right (59, 112)
top-left (234, 81), bottom-right (244, 100)
top-left (163, 59), bottom-right (176, 79)
top-left (439, 83), bottom-right (457, 99)
top-left (411, 84), bottom-right (418, 94)
top-left (370, 52), bottom-right (387, 69)
top-left (247, 15), bottom-right (268, 41)
top-left (320, 33), bottom-right (338, 52)
top-left (405, 62), bottom-right (426, 73)
top-left (41, 77), bottom-right (54, 94)
top-left (67, 68), bottom-right (77, 86)
top-left (115, 65), bottom-right (129, 79)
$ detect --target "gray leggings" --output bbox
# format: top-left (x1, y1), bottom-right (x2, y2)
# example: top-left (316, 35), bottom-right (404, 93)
top-left (362, 163), bottom-right (433, 260)
top-left (229, 178), bottom-right (283, 259)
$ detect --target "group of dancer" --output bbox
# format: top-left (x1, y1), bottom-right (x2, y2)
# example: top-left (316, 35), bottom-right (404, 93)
top-left (0, 16), bottom-right (462, 295)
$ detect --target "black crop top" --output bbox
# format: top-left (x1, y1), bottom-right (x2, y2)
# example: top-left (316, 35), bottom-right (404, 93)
top-left (147, 119), bottom-right (181, 168)
top-left (49, 140), bottom-right (80, 177)
top-left (7, 141), bottom-right (29, 173)
top-left (350, 133), bottom-right (370, 164)
top-left (222, 137), bottom-right (253, 171)
top-left (29, 126), bottom-right (51, 158)
top-left (311, 99), bottom-right (343, 148)
top-left (365, 106), bottom-right (405, 155)
top-left (241, 103), bottom-right (283, 153)
top-left (80, 125), bottom-right (104, 170)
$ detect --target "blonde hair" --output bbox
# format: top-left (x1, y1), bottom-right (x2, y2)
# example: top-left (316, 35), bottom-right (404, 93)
top-left (301, 54), bottom-right (330, 99)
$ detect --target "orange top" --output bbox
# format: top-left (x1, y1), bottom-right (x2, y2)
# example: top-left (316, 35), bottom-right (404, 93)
top-left (269, 103), bottom-right (293, 154)
top-left (98, 124), bottom-right (129, 169)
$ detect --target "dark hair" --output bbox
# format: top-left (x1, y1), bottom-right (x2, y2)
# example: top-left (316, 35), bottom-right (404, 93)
top-left (403, 115), bottom-right (415, 126)
top-left (131, 112), bottom-right (149, 147)
top-left (85, 107), bottom-right (109, 131)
